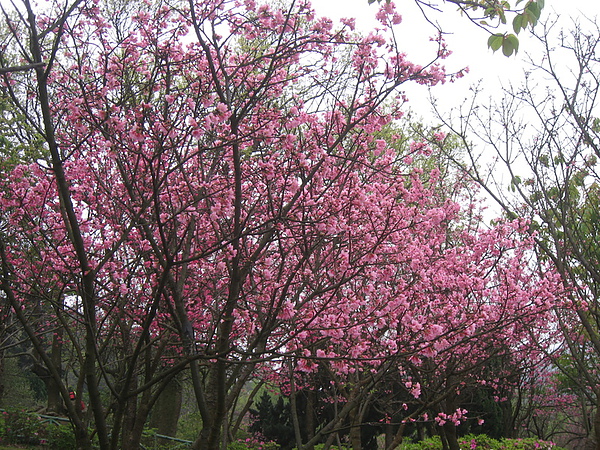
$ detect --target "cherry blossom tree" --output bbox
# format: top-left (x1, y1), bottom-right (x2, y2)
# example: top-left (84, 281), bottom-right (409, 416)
top-left (0, 0), bottom-right (451, 447)
top-left (0, 0), bottom-right (562, 449)
top-left (237, 127), bottom-right (563, 450)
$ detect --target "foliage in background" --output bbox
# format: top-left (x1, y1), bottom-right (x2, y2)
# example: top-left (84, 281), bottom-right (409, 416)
top-left (401, 434), bottom-right (565, 450)
top-left (1, 409), bottom-right (44, 445)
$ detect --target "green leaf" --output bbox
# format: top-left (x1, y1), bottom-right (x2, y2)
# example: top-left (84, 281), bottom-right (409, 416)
top-left (498, 8), bottom-right (507, 24)
top-left (585, 154), bottom-right (598, 167)
top-left (485, 6), bottom-right (496, 17)
top-left (513, 14), bottom-right (525, 34)
top-left (554, 153), bottom-right (564, 164)
top-left (502, 34), bottom-right (519, 56)
top-left (526, 2), bottom-right (541, 23)
top-left (488, 33), bottom-right (504, 51)
top-left (573, 170), bottom-right (588, 187)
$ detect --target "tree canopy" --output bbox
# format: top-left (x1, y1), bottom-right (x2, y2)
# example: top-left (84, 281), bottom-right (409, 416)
top-left (0, 0), bottom-right (575, 450)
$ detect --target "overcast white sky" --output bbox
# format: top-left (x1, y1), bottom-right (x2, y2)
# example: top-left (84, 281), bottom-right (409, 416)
top-left (312, 0), bottom-right (600, 121)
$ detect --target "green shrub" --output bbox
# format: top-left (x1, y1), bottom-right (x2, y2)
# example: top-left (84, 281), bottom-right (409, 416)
top-left (290, 445), bottom-right (348, 450)
top-left (495, 437), bottom-right (566, 450)
top-left (401, 435), bottom-right (442, 450)
top-left (460, 434), bottom-right (498, 449)
top-left (312, 445), bottom-right (350, 450)
top-left (176, 410), bottom-right (202, 441)
top-left (400, 434), bottom-right (567, 450)
top-left (44, 423), bottom-right (76, 450)
top-left (228, 438), bottom-right (280, 450)
top-left (1, 409), bottom-right (45, 445)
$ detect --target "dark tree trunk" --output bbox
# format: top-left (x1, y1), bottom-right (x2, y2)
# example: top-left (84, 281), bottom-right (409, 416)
top-left (384, 423), bottom-right (394, 450)
top-left (305, 389), bottom-right (316, 450)
top-left (442, 421), bottom-right (460, 450)
top-left (149, 376), bottom-right (182, 437)
top-left (31, 357), bottom-right (63, 414)
top-left (124, 399), bottom-right (151, 450)
top-left (349, 405), bottom-right (362, 450)
top-left (594, 396), bottom-right (600, 450)
top-left (47, 330), bottom-right (63, 413)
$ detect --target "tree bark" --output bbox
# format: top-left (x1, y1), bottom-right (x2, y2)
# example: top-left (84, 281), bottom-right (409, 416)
top-left (47, 331), bottom-right (63, 413)
top-left (149, 376), bottom-right (182, 438)
top-left (349, 405), bottom-right (362, 450)
top-left (384, 423), bottom-right (394, 450)
top-left (305, 389), bottom-right (316, 450)
top-left (442, 421), bottom-right (460, 450)
top-left (594, 395), bottom-right (600, 450)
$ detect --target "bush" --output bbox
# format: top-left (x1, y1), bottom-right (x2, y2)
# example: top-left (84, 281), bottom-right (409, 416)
top-left (176, 410), bottom-right (202, 441)
top-left (45, 423), bottom-right (76, 450)
top-left (312, 445), bottom-right (350, 450)
top-left (400, 434), bottom-right (567, 450)
top-left (228, 438), bottom-right (280, 450)
top-left (494, 437), bottom-right (566, 450)
top-left (1, 409), bottom-right (46, 445)
top-left (459, 434), bottom-right (500, 449)
top-left (401, 436), bottom-right (442, 450)
top-left (0, 410), bottom-right (80, 449)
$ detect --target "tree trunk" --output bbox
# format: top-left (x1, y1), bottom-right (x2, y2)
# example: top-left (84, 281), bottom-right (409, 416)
top-left (31, 357), bottom-right (63, 414)
top-left (0, 355), bottom-right (4, 407)
top-left (289, 363), bottom-right (304, 450)
top-left (124, 399), bottom-right (152, 450)
top-left (442, 421), bottom-right (460, 450)
top-left (0, 302), bottom-right (8, 407)
top-left (501, 397), bottom-right (515, 439)
top-left (47, 330), bottom-right (63, 413)
top-left (384, 423), bottom-right (394, 450)
top-left (349, 406), bottom-right (361, 450)
top-left (149, 376), bottom-right (182, 438)
top-left (305, 389), bottom-right (316, 450)
top-left (193, 365), bottom-right (224, 450)
top-left (594, 396), bottom-right (600, 450)
top-left (417, 421), bottom-right (426, 442)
